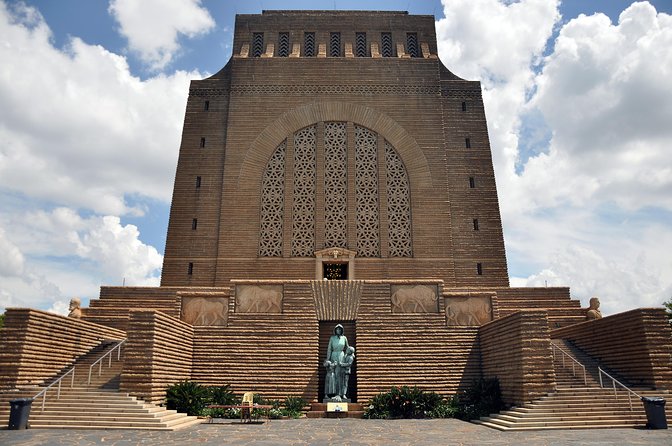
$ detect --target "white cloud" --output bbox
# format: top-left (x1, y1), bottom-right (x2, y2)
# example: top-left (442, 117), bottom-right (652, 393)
top-left (0, 1), bottom-right (204, 215)
top-left (525, 1), bottom-right (672, 211)
top-left (0, 228), bottom-right (24, 277)
top-left (47, 299), bottom-right (70, 316)
top-left (436, 0), bottom-right (561, 209)
top-left (0, 206), bottom-right (162, 313)
top-left (109, 0), bottom-right (215, 70)
top-left (436, 1), bottom-right (672, 315)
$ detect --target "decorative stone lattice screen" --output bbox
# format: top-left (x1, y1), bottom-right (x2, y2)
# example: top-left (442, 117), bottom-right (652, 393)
top-left (259, 122), bottom-right (413, 258)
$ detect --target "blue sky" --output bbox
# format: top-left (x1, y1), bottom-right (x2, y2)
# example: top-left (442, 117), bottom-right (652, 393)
top-left (1, 0), bottom-right (671, 315)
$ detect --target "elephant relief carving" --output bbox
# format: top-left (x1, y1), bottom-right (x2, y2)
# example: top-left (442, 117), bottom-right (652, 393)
top-left (390, 285), bottom-right (439, 313)
top-left (236, 285), bottom-right (283, 313)
top-left (445, 296), bottom-right (493, 326)
top-left (181, 297), bottom-right (229, 326)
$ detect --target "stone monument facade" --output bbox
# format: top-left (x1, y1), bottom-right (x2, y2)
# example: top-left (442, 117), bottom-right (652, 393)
top-left (160, 10), bottom-right (509, 288)
top-left (4, 11), bottom-right (669, 412)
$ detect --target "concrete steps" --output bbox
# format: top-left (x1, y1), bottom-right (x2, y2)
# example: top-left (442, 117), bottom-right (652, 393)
top-left (475, 339), bottom-right (671, 431)
top-left (0, 343), bottom-right (201, 431)
top-left (0, 387), bottom-right (201, 430)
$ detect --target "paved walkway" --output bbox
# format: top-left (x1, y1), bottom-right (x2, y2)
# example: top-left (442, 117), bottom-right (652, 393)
top-left (1, 419), bottom-right (670, 445)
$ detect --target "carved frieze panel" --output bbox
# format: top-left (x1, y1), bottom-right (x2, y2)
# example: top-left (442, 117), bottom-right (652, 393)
top-left (445, 296), bottom-right (493, 326)
top-left (181, 296), bottom-right (229, 326)
top-left (236, 285), bottom-right (283, 313)
top-left (311, 279), bottom-right (362, 320)
top-left (390, 284), bottom-right (439, 313)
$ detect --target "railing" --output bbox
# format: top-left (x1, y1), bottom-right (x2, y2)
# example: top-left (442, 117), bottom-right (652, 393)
top-left (552, 343), bottom-right (587, 385)
top-left (88, 339), bottom-right (126, 385)
top-left (33, 367), bottom-right (76, 412)
top-left (598, 367), bottom-right (642, 411)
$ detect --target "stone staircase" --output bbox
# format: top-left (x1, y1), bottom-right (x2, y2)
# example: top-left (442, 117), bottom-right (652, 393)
top-left (0, 341), bottom-right (201, 430)
top-left (474, 339), bottom-right (672, 430)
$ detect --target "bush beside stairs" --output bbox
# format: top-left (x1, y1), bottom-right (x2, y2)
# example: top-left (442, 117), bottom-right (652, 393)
top-left (473, 339), bottom-right (671, 431)
top-left (0, 341), bottom-right (201, 430)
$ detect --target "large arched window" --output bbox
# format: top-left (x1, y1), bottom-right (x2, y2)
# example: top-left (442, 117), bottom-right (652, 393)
top-left (259, 122), bottom-right (412, 258)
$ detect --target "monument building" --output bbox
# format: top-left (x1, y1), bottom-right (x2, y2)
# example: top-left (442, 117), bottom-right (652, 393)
top-left (1, 10), bottom-right (670, 429)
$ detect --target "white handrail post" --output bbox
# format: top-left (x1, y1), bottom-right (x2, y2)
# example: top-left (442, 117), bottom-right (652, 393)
top-left (71, 366), bottom-right (75, 387)
top-left (88, 367), bottom-right (92, 386)
top-left (583, 368), bottom-right (587, 386)
top-left (98, 360), bottom-right (102, 377)
top-left (41, 391), bottom-right (46, 412)
top-left (57, 380), bottom-right (61, 400)
top-left (612, 380), bottom-right (617, 397)
top-left (599, 368), bottom-right (603, 388)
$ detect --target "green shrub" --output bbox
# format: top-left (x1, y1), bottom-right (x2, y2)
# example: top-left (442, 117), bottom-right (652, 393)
top-left (363, 386), bottom-right (443, 419)
top-left (428, 398), bottom-right (459, 418)
top-left (209, 384), bottom-right (236, 405)
top-left (454, 378), bottom-right (503, 421)
top-left (166, 381), bottom-right (209, 416)
top-left (283, 396), bottom-right (307, 418)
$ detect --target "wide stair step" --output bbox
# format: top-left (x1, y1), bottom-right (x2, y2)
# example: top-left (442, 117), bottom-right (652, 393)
top-left (476, 339), bottom-right (671, 431)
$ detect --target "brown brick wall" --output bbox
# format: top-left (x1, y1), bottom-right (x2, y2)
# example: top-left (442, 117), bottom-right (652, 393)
top-left (551, 308), bottom-right (672, 390)
top-left (190, 281), bottom-right (319, 401)
top-left (120, 310), bottom-right (194, 404)
top-left (0, 309), bottom-right (125, 389)
top-left (357, 282), bottom-right (481, 402)
top-left (479, 310), bottom-right (556, 405)
top-left (161, 11), bottom-right (509, 289)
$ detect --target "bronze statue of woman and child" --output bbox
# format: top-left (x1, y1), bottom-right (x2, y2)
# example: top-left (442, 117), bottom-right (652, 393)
top-left (324, 324), bottom-right (355, 402)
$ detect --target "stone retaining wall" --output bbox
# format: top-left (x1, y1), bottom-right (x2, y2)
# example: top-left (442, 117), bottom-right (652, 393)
top-left (120, 310), bottom-right (194, 404)
top-left (551, 308), bottom-right (672, 389)
top-left (0, 308), bottom-right (125, 389)
top-left (479, 310), bottom-right (556, 405)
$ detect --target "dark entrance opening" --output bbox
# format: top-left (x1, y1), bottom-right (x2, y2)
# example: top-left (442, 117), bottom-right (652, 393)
top-left (323, 262), bottom-right (348, 280)
top-left (318, 320), bottom-right (356, 402)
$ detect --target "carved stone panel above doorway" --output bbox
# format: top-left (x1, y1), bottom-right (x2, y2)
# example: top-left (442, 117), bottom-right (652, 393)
top-left (311, 280), bottom-right (362, 320)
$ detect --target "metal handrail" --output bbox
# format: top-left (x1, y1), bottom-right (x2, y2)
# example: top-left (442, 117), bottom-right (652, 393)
top-left (598, 367), bottom-right (642, 411)
top-left (33, 366), bottom-right (76, 412)
top-left (88, 339), bottom-right (126, 385)
top-left (552, 343), bottom-right (587, 385)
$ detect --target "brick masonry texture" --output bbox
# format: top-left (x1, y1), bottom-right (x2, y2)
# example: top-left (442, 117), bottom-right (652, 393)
top-left (479, 310), bottom-right (556, 405)
top-left (551, 308), bottom-right (672, 389)
top-left (2, 11), bottom-right (670, 410)
top-left (0, 309), bottom-right (125, 389)
top-left (161, 10), bottom-right (508, 287)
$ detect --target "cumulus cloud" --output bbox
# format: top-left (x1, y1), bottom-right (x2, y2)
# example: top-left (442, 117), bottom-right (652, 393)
top-left (0, 206), bottom-right (162, 313)
top-left (527, 1), bottom-right (672, 211)
top-left (109, 0), bottom-right (215, 70)
top-left (436, 1), bottom-right (672, 315)
top-left (0, 1), bottom-right (203, 215)
top-left (436, 0), bottom-right (561, 202)
top-left (47, 299), bottom-right (70, 316)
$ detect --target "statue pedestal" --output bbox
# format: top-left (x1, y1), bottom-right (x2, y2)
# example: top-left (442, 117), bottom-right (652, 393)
top-left (323, 397), bottom-right (351, 403)
top-left (326, 402), bottom-right (349, 415)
